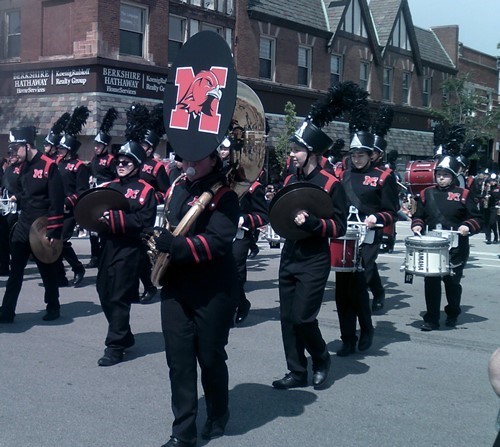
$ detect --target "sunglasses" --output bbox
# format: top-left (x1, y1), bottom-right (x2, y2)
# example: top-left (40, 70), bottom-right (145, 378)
top-left (116, 159), bottom-right (134, 167)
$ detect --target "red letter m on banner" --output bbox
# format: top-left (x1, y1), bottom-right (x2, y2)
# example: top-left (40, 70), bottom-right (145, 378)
top-left (169, 66), bottom-right (228, 134)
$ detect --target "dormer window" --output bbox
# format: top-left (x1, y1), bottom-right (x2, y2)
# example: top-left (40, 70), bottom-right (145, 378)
top-left (389, 13), bottom-right (411, 51)
top-left (341, 0), bottom-right (367, 38)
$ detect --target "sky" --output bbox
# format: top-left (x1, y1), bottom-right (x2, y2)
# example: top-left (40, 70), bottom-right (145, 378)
top-left (405, 0), bottom-right (499, 55)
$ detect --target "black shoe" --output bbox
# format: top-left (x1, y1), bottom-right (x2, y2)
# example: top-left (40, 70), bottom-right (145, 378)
top-left (445, 317), bottom-right (457, 328)
top-left (161, 437), bottom-right (195, 447)
top-left (72, 269), bottom-right (85, 287)
top-left (336, 342), bottom-right (356, 357)
top-left (272, 373), bottom-right (307, 389)
top-left (372, 295), bottom-right (385, 312)
top-left (247, 247), bottom-right (259, 259)
top-left (86, 257), bottom-right (99, 268)
top-left (358, 328), bottom-right (374, 351)
top-left (57, 277), bottom-right (69, 288)
top-left (0, 310), bottom-right (15, 324)
top-left (312, 354), bottom-right (331, 389)
top-left (97, 348), bottom-right (124, 367)
top-left (140, 286), bottom-right (157, 303)
top-left (421, 322), bottom-right (439, 332)
top-left (42, 309), bottom-right (60, 321)
top-left (201, 410), bottom-right (230, 440)
top-left (235, 299), bottom-right (251, 324)
top-left (485, 240), bottom-right (492, 245)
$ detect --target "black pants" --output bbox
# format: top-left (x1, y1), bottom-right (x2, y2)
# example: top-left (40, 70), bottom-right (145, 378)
top-left (0, 213), bottom-right (17, 270)
top-left (1, 239), bottom-right (60, 317)
top-left (360, 236), bottom-right (385, 300)
top-left (423, 264), bottom-right (464, 326)
top-left (161, 288), bottom-right (236, 445)
top-left (89, 233), bottom-right (100, 259)
top-left (138, 244), bottom-right (154, 291)
top-left (96, 240), bottom-right (140, 349)
top-left (278, 246), bottom-right (330, 377)
top-left (485, 208), bottom-right (499, 242)
top-left (335, 271), bottom-right (373, 343)
top-left (232, 235), bottom-right (251, 307)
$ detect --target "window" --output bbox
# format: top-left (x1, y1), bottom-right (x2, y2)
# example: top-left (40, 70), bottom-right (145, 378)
top-left (402, 71), bottom-right (411, 104)
top-left (259, 37), bottom-right (275, 80)
top-left (298, 46), bottom-right (311, 86)
top-left (390, 14), bottom-right (411, 51)
top-left (330, 55), bottom-right (342, 86)
top-left (422, 77), bottom-right (431, 107)
top-left (187, 21), bottom-right (232, 49)
top-left (341, 0), bottom-right (367, 37)
top-left (383, 68), bottom-right (393, 101)
top-left (120, 3), bottom-right (147, 57)
top-left (359, 62), bottom-right (369, 91)
top-left (5, 10), bottom-right (20, 58)
top-left (169, 16), bottom-right (186, 64)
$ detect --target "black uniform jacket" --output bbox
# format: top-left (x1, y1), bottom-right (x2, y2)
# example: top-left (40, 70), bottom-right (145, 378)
top-left (58, 157), bottom-right (90, 210)
top-left (412, 185), bottom-right (483, 263)
top-left (163, 171), bottom-right (240, 302)
top-left (283, 166), bottom-right (348, 254)
top-left (90, 153), bottom-right (116, 185)
top-left (1, 163), bottom-right (22, 198)
top-left (101, 176), bottom-right (157, 242)
top-left (15, 152), bottom-right (65, 242)
top-left (140, 157), bottom-right (170, 203)
top-left (239, 180), bottom-right (269, 231)
top-left (341, 164), bottom-right (399, 226)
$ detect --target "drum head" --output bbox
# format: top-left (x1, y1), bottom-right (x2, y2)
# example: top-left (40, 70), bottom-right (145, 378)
top-left (74, 188), bottom-right (130, 233)
top-left (29, 216), bottom-right (63, 264)
top-left (269, 182), bottom-right (333, 240)
top-left (405, 235), bottom-right (448, 248)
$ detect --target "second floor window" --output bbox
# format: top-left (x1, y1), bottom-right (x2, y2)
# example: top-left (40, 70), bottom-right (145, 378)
top-left (330, 55), bottom-right (342, 86)
top-left (383, 68), bottom-right (393, 101)
top-left (423, 77), bottom-right (431, 107)
top-left (169, 16), bottom-right (185, 64)
top-left (402, 71), bottom-right (411, 104)
top-left (359, 62), bottom-right (369, 91)
top-left (298, 46), bottom-right (311, 86)
top-left (5, 10), bottom-right (20, 59)
top-left (259, 37), bottom-right (275, 80)
top-left (120, 3), bottom-right (147, 57)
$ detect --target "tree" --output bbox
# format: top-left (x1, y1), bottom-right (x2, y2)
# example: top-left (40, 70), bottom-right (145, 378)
top-left (431, 74), bottom-right (500, 148)
top-left (273, 101), bottom-right (297, 178)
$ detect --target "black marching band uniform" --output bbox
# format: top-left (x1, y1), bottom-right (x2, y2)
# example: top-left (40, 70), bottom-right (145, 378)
top-left (273, 119), bottom-right (348, 390)
top-left (88, 108), bottom-right (119, 268)
top-left (138, 104), bottom-right (171, 303)
top-left (411, 156), bottom-right (483, 330)
top-left (232, 178), bottom-right (269, 324)
top-left (56, 106), bottom-right (90, 287)
top-left (0, 126), bottom-right (65, 323)
top-left (155, 156), bottom-right (239, 446)
top-left (336, 129), bottom-right (399, 356)
top-left (0, 150), bottom-right (21, 276)
top-left (96, 141), bottom-right (156, 366)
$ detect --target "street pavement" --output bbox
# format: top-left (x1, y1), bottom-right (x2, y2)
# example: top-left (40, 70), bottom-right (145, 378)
top-left (0, 221), bottom-right (499, 447)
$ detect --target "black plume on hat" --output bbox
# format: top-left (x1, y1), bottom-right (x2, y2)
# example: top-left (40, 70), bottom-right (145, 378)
top-left (433, 121), bottom-right (449, 147)
top-left (95, 107), bottom-right (118, 146)
top-left (59, 106), bottom-right (90, 152)
top-left (371, 105), bottom-right (394, 152)
top-left (331, 138), bottom-right (345, 159)
top-left (446, 124), bottom-right (466, 155)
top-left (144, 104), bottom-right (165, 149)
top-left (348, 89), bottom-right (374, 152)
top-left (45, 112), bottom-right (71, 146)
top-left (125, 103), bottom-right (150, 143)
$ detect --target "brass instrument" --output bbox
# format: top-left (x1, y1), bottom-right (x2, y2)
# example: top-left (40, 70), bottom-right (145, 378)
top-left (483, 182), bottom-right (491, 208)
top-left (0, 190), bottom-right (17, 216)
top-left (147, 81), bottom-right (266, 287)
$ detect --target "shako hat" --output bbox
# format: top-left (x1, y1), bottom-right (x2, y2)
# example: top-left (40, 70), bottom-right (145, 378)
top-left (45, 112), bottom-right (70, 146)
top-left (59, 106), bottom-right (90, 153)
top-left (348, 87), bottom-right (373, 152)
top-left (371, 105), bottom-right (394, 153)
top-left (434, 155), bottom-right (460, 178)
top-left (95, 107), bottom-right (118, 146)
top-left (9, 126), bottom-right (37, 147)
top-left (118, 141), bottom-right (146, 166)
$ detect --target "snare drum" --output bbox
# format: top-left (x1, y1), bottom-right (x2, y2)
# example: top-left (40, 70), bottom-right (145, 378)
top-left (330, 227), bottom-right (361, 272)
top-left (404, 235), bottom-right (449, 276)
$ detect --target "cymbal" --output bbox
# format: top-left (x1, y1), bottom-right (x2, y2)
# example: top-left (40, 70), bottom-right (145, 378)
top-left (29, 217), bottom-right (63, 264)
top-left (269, 182), bottom-right (334, 240)
top-left (74, 187), bottom-right (130, 233)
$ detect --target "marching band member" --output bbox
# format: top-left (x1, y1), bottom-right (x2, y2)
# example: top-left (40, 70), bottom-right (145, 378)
top-left (272, 119), bottom-right (348, 390)
top-left (88, 107), bottom-right (119, 268)
top-left (483, 173), bottom-right (499, 245)
top-left (0, 126), bottom-right (65, 323)
top-left (56, 106), bottom-right (91, 287)
top-left (96, 141), bottom-right (156, 366)
top-left (152, 149), bottom-right (239, 446)
top-left (335, 97), bottom-right (399, 356)
top-left (411, 156), bottom-right (482, 331)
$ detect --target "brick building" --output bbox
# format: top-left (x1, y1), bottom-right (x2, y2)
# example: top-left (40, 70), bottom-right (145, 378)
top-left (0, 0), bottom-right (498, 170)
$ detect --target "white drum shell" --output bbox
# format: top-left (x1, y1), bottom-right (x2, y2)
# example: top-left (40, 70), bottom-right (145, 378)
top-left (404, 236), bottom-right (450, 276)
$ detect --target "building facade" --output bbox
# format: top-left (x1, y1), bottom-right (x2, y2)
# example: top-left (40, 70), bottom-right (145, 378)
top-left (1, 0), bottom-right (498, 170)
